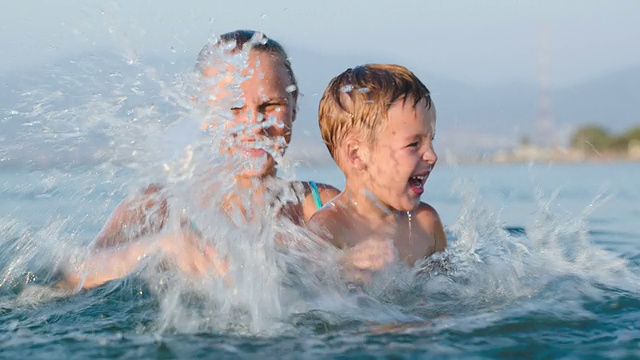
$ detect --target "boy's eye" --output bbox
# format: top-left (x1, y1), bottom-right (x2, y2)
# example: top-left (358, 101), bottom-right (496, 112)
top-left (407, 142), bottom-right (419, 148)
top-left (230, 107), bottom-right (243, 114)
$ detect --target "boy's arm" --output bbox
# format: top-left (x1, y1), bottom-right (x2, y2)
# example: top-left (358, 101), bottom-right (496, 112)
top-left (416, 203), bottom-right (447, 253)
top-left (93, 184), bottom-right (168, 249)
top-left (434, 216), bottom-right (447, 252)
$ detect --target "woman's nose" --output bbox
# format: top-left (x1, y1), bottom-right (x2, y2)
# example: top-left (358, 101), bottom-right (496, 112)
top-left (234, 107), bottom-right (265, 134)
top-left (249, 110), bottom-right (267, 135)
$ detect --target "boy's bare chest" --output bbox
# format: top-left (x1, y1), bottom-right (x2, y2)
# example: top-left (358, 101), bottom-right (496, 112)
top-left (341, 217), bottom-right (435, 266)
top-left (393, 224), bottom-right (435, 265)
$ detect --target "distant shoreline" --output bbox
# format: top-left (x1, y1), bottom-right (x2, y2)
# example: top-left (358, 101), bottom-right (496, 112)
top-left (448, 145), bottom-right (640, 166)
top-left (3, 146), bottom-right (640, 171)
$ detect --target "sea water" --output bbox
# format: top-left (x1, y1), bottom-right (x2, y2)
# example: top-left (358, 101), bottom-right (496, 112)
top-left (1, 163), bottom-right (639, 358)
top-left (1, 42), bottom-right (639, 359)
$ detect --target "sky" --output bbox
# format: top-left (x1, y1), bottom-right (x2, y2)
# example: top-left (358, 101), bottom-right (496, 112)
top-left (2, 0), bottom-right (640, 87)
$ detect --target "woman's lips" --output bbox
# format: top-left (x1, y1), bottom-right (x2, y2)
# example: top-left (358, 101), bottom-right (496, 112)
top-left (243, 148), bottom-right (266, 157)
top-left (230, 143), bottom-right (268, 158)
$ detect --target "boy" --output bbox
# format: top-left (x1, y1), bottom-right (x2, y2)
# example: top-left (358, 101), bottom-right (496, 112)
top-left (309, 64), bottom-right (447, 279)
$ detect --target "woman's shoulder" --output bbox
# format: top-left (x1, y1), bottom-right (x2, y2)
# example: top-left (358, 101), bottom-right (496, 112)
top-left (297, 180), bottom-right (340, 205)
top-left (288, 180), bottom-right (340, 223)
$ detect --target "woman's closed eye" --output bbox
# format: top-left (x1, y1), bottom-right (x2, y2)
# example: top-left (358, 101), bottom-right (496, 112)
top-left (260, 102), bottom-right (286, 113)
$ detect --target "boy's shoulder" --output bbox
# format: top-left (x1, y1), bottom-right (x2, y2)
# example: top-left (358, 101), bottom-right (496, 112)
top-left (413, 201), bottom-right (441, 221)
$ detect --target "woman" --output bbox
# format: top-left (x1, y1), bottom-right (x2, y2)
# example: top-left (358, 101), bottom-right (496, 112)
top-left (63, 30), bottom-right (339, 290)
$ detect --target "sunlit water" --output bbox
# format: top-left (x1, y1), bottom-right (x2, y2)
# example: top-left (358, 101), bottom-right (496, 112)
top-left (1, 42), bottom-right (639, 358)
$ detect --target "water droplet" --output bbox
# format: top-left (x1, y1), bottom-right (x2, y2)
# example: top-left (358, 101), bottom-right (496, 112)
top-left (169, 46), bottom-right (176, 53)
top-left (286, 85), bottom-right (297, 93)
top-left (7, 320), bottom-right (18, 332)
top-left (340, 84), bottom-right (354, 93)
top-left (407, 211), bottom-right (413, 242)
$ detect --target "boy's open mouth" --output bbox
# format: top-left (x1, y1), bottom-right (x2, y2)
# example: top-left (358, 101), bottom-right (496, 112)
top-left (408, 175), bottom-right (427, 195)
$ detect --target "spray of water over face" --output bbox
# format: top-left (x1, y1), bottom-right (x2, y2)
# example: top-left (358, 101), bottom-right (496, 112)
top-left (0, 33), bottom-right (348, 333)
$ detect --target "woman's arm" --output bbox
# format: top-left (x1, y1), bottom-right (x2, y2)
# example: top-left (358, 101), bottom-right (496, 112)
top-left (64, 236), bottom-right (164, 290)
top-left (93, 184), bottom-right (168, 249)
top-left (63, 230), bottom-right (225, 291)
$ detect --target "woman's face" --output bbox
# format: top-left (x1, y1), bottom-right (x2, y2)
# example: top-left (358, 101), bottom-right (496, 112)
top-left (204, 51), bottom-right (297, 178)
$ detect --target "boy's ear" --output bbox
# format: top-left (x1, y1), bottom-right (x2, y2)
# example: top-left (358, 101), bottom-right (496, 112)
top-left (344, 135), bottom-right (367, 170)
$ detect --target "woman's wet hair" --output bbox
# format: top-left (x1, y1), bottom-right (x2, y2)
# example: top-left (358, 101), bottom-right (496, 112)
top-left (195, 30), bottom-right (298, 99)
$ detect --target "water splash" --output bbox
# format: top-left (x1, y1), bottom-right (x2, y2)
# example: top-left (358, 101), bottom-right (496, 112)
top-left (409, 177), bottom-right (640, 334)
top-left (0, 34), bottom-right (359, 336)
top-left (1, 30), bottom-right (639, 346)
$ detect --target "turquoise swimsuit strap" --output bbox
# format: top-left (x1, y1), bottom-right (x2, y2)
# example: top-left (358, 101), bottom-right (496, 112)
top-left (309, 181), bottom-right (323, 210)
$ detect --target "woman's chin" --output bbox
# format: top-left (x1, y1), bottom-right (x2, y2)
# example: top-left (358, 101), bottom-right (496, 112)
top-left (236, 159), bottom-right (276, 179)
top-left (221, 145), bottom-right (278, 179)
top-left (236, 169), bottom-right (266, 178)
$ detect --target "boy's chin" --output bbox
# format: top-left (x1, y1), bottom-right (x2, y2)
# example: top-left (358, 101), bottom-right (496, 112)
top-left (395, 198), bottom-right (421, 212)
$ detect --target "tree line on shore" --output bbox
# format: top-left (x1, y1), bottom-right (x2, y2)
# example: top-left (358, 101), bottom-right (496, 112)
top-left (569, 125), bottom-right (640, 152)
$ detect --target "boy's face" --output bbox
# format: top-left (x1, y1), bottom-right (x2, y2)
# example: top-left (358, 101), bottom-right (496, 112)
top-left (363, 97), bottom-right (437, 212)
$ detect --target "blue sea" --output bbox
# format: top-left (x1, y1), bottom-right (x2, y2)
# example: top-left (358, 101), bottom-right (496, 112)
top-left (1, 161), bottom-right (639, 359)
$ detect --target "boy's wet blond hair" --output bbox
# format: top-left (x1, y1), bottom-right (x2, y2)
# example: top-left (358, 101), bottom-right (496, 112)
top-left (318, 64), bottom-right (431, 162)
